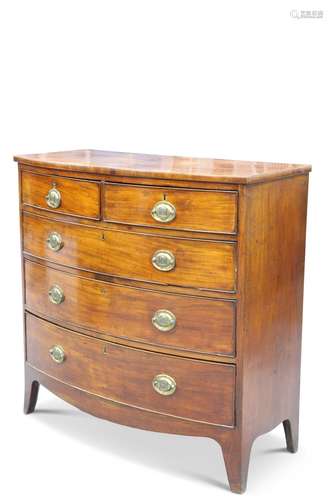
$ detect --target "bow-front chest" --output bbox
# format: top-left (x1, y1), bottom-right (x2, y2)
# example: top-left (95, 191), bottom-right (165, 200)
top-left (15, 149), bottom-right (311, 493)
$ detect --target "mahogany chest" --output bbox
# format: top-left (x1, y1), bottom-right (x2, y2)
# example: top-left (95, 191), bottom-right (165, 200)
top-left (15, 149), bottom-right (311, 493)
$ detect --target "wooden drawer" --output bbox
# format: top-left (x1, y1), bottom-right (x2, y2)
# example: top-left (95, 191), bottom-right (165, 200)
top-left (26, 314), bottom-right (236, 426)
top-left (23, 213), bottom-right (237, 292)
top-left (25, 260), bottom-right (236, 357)
top-left (103, 183), bottom-right (238, 234)
top-left (21, 171), bottom-right (100, 219)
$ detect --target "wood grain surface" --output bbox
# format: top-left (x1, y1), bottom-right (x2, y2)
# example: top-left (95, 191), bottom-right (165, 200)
top-left (103, 182), bottom-right (238, 233)
top-left (21, 170), bottom-right (100, 219)
top-left (22, 213), bottom-right (237, 291)
top-left (14, 149), bottom-right (311, 184)
top-left (17, 152), bottom-right (311, 493)
top-left (240, 175), bottom-right (309, 441)
top-left (25, 260), bottom-right (236, 357)
top-left (26, 314), bottom-right (236, 426)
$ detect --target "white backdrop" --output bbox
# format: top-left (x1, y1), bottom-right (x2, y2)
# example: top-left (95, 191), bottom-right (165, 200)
top-left (0, 1), bottom-right (332, 498)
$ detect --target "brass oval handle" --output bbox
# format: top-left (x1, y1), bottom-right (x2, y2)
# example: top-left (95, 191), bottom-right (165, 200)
top-left (45, 187), bottom-right (61, 209)
top-left (48, 285), bottom-right (65, 305)
top-left (151, 201), bottom-right (176, 223)
top-left (152, 309), bottom-right (176, 332)
top-left (49, 345), bottom-right (66, 364)
top-left (46, 232), bottom-right (63, 252)
top-left (152, 250), bottom-right (176, 272)
top-left (152, 374), bottom-right (177, 396)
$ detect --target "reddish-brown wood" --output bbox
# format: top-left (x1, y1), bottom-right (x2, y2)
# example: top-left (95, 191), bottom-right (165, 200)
top-left (103, 182), bottom-right (238, 234)
top-left (216, 430), bottom-right (254, 494)
top-left (26, 314), bottom-right (236, 427)
top-left (25, 260), bottom-right (236, 358)
top-left (14, 149), bottom-right (311, 184)
top-left (225, 175), bottom-right (309, 492)
top-left (21, 170), bottom-right (100, 219)
top-left (24, 253), bottom-right (235, 302)
top-left (22, 213), bottom-right (237, 292)
top-left (15, 151), bottom-right (310, 493)
top-left (239, 176), bottom-right (308, 441)
top-left (22, 202), bottom-right (238, 243)
top-left (19, 163), bottom-right (241, 190)
top-left (24, 364), bottom-right (40, 414)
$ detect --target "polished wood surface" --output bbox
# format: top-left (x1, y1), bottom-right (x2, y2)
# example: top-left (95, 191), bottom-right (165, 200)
top-left (20, 163), bottom-right (240, 191)
top-left (14, 149), bottom-right (311, 184)
top-left (226, 174), bottom-right (309, 492)
top-left (16, 151), bottom-right (310, 493)
top-left (21, 170), bottom-right (100, 219)
top-left (240, 176), bottom-right (308, 439)
top-left (103, 182), bottom-right (238, 234)
top-left (23, 213), bottom-right (237, 292)
top-left (22, 202), bottom-right (238, 244)
top-left (25, 260), bottom-right (236, 357)
top-left (26, 314), bottom-right (236, 426)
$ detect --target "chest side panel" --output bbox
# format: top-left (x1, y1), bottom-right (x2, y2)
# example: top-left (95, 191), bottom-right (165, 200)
top-left (238, 175), bottom-right (309, 438)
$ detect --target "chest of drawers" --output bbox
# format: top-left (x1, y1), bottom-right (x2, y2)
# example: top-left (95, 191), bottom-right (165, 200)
top-left (15, 150), bottom-right (311, 493)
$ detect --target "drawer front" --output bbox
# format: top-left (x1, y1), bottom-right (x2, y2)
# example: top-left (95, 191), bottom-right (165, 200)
top-left (23, 214), bottom-right (237, 291)
top-left (103, 183), bottom-right (238, 234)
top-left (21, 171), bottom-right (100, 219)
top-left (25, 260), bottom-right (236, 357)
top-left (26, 314), bottom-right (235, 426)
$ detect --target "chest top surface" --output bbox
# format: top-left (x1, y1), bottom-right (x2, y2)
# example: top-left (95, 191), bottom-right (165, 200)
top-left (14, 149), bottom-right (311, 184)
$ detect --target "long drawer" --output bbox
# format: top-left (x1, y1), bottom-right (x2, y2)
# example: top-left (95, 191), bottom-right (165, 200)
top-left (23, 213), bottom-right (237, 292)
top-left (25, 260), bottom-right (236, 357)
top-left (26, 314), bottom-right (236, 426)
top-left (103, 183), bottom-right (238, 234)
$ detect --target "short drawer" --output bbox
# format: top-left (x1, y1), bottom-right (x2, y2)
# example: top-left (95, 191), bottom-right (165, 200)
top-left (23, 213), bottom-right (237, 292)
top-left (25, 260), bottom-right (236, 357)
top-left (21, 171), bottom-right (100, 219)
top-left (26, 314), bottom-right (236, 426)
top-left (103, 183), bottom-right (238, 234)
